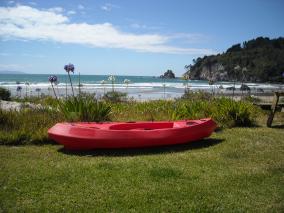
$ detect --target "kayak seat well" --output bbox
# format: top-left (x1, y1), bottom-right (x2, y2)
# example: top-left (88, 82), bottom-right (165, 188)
top-left (109, 122), bottom-right (174, 130)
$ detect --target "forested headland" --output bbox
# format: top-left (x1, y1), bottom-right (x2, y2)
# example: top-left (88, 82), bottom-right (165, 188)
top-left (184, 37), bottom-right (284, 83)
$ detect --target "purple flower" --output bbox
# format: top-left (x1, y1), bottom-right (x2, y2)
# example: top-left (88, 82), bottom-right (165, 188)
top-left (282, 72), bottom-right (284, 78)
top-left (64, 63), bottom-right (75, 73)
top-left (48, 75), bottom-right (58, 83)
top-left (53, 75), bottom-right (58, 82)
top-left (16, 86), bottom-right (22, 91)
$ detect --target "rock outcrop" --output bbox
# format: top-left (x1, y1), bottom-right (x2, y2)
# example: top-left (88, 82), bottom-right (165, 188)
top-left (160, 70), bottom-right (175, 79)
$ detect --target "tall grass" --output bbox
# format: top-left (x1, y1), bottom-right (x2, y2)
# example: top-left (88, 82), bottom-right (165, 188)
top-left (59, 96), bottom-right (111, 122)
top-left (111, 100), bottom-right (177, 121)
top-left (112, 98), bottom-right (259, 128)
top-left (0, 108), bottom-right (63, 145)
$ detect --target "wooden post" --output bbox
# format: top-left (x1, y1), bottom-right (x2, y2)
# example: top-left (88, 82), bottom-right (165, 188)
top-left (267, 92), bottom-right (284, 127)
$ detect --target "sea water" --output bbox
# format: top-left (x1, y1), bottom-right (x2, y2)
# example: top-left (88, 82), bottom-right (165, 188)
top-left (0, 74), bottom-right (283, 100)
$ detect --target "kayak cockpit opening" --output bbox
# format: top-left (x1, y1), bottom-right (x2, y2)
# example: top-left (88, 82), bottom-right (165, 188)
top-left (109, 122), bottom-right (174, 130)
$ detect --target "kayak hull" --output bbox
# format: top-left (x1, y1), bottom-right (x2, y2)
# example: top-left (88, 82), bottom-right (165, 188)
top-left (48, 118), bottom-right (217, 150)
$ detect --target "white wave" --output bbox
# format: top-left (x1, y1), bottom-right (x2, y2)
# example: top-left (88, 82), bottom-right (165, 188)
top-left (1, 81), bottom-right (283, 90)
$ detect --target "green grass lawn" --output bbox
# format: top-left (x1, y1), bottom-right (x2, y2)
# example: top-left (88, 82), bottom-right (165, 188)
top-left (1, 126), bottom-right (284, 212)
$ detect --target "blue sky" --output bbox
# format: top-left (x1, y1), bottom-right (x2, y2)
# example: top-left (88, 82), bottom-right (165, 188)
top-left (0, 0), bottom-right (284, 76)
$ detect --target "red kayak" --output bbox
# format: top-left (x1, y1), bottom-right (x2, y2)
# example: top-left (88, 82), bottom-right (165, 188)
top-left (48, 118), bottom-right (217, 150)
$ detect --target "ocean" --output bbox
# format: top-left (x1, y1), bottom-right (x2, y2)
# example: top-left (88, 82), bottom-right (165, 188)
top-left (0, 74), bottom-right (283, 100)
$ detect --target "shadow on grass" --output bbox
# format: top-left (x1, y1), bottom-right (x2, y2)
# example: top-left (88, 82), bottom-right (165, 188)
top-left (58, 138), bottom-right (224, 157)
top-left (270, 124), bottom-right (284, 129)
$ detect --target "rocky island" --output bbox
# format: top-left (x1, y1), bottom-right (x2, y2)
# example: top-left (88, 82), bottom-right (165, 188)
top-left (160, 70), bottom-right (176, 79)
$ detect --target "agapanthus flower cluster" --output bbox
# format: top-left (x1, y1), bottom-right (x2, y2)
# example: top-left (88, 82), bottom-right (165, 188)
top-left (48, 75), bottom-right (58, 83)
top-left (16, 86), bottom-right (22, 91)
top-left (108, 75), bottom-right (115, 82)
top-left (124, 79), bottom-right (130, 84)
top-left (64, 63), bottom-right (75, 73)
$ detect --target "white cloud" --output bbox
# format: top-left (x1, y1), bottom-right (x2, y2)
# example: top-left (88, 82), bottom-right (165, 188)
top-left (101, 3), bottom-right (119, 12)
top-left (67, 10), bottom-right (76, 15)
top-left (130, 23), bottom-right (162, 30)
top-left (7, 1), bottom-right (15, 5)
top-left (0, 5), bottom-right (215, 55)
top-left (78, 4), bottom-right (84, 10)
top-left (48, 7), bottom-right (64, 13)
top-left (130, 23), bottom-right (146, 29)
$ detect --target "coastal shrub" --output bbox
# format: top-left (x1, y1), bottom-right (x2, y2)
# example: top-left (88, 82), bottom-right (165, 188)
top-left (173, 97), bottom-right (258, 128)
top-left (180, 90), bottom-right (213, 101)
top-left (172, 101), bottom-right (210, 120)
top-left (59, 96), bottom-right (111, 122)
top-left (103, 91), bottom-right (127, 102)
top-left (211, 98), bottom-right (258, 127)
top-left (0, 87), bottom-right (11, 101)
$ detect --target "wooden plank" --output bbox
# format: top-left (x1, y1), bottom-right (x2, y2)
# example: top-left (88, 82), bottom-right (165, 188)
top-left (255, 103), bottom-right (284, 110)
top-left (267, 92), bottom-right (282, 127)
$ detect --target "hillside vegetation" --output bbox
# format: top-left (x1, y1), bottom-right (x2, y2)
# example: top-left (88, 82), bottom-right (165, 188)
top-left (184, 37), bottom-right (284, 83)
